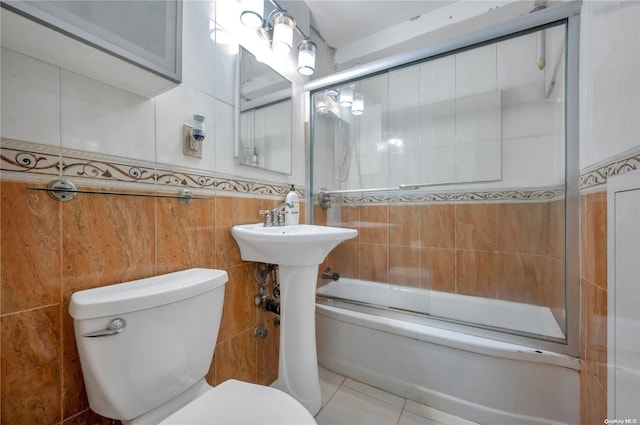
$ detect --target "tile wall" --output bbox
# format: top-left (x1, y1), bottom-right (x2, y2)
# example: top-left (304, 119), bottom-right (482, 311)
top-left (579, 190), bottom-right (608, 423)
top-left (579, 1), bottom-right (640, 424)
top-left (0, 175), bottom-right (303, 423)
top-left (317, 199), bottom-right (565, 312)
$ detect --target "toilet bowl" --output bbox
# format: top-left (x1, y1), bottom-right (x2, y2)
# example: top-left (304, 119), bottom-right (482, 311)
top-left (160, 379), bottom-right (315, 424)
top-left (69, 268), bottom-right (316, 425)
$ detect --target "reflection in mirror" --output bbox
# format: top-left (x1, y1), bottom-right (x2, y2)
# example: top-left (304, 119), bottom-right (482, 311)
top-left (237, 47), bottom-right (293, 174)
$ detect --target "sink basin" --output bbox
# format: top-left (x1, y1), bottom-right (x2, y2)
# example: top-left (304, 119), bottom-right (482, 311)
top-left (231, 223), bottom-right (357, 266)
top-left (230, 223), bottom-right (357, 415)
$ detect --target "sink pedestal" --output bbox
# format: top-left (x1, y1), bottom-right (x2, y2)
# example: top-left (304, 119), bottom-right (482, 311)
top-left (230, 223), bottom-right (358, 416)
top-left (273, 265), bottom-right (322, 415)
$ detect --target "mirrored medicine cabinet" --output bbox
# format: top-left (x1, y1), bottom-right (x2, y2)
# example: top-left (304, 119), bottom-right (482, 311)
top-left (235, 47), bottom-right (293, 175)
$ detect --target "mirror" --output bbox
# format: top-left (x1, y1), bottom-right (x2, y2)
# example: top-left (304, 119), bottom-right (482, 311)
top-left (236, 47), bottom-right (293, 174)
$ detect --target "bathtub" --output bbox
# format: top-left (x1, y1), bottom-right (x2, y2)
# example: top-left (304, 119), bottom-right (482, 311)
top-left (315, 279), bottom-right (579, 425)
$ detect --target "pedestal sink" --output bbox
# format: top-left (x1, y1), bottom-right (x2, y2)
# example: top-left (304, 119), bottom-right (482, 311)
top-left (231, 223), bottom-right (357, 414)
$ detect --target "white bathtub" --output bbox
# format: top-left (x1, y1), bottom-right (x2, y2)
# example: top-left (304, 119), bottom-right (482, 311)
top-left (315, 279), bottom-right (579, 425)
top-left (317, 278), bottom-right (565, 338)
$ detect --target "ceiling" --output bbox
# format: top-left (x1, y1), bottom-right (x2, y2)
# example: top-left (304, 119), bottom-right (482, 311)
top-left (303, 1), bottom-right (456, 49)
top-left (301, 0), bottom-right (556, 69)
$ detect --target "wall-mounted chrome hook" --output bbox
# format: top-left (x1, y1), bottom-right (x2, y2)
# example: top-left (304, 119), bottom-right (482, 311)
top-left (178, 188), bottom-right (193, 205)
top-left (47, 179), bottom-right (77, 202)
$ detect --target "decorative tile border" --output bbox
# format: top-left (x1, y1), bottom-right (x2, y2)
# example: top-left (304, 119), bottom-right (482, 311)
top-left (1, 139), bottom-right (302, 198)
top-left (325, 186), bottom-right (566, 205)
top-left (579, 149), bottom-right (640, 190)
top-left (6, 138), bottom-right (639, 200)
top-left (320, 147), bottom-right (640, 204)
top-left (0, 146), bottom-right (61, 176)
top-left (62, 155), bottom-right (158, 185)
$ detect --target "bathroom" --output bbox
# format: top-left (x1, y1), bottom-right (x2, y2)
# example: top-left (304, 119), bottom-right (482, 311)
top-left (0, 0), bottom-right (638, 424)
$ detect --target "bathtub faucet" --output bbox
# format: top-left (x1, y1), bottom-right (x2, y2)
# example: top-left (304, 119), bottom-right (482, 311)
top-left (322, 268), bottom-right (340, 281)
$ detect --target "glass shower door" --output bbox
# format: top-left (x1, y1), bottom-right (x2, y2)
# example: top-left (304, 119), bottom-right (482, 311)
top-left (312, 22), bottom-right (569, 342)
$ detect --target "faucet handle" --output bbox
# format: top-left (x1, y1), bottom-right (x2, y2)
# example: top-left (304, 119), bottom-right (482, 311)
top-left (275, 210), bottom-right (285, 226)
top-left (259, 210), bottom-right (273, 227)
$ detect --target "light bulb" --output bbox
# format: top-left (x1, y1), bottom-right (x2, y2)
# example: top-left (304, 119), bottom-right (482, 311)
top-left (272, 12), bottom-right (294, 55)
top-left (297, 40), bottom-right (317, 75)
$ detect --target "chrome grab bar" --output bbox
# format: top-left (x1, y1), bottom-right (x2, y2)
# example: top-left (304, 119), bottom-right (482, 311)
top-left (319, 179), bottom-right (502, 195)
top-left (30, 179), bottom-right (197, 205)
top-left (83, 318), bottom-right (126, 337)
top-left (317, 179), bottom-right (503, 209)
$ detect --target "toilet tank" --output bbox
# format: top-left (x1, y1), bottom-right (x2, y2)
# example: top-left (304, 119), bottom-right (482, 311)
top-left (69, 268), bottom-right (228, 421)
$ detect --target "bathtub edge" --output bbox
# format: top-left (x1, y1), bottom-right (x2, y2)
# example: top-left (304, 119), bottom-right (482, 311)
top-left (315, 303), bottom-right (580, 371)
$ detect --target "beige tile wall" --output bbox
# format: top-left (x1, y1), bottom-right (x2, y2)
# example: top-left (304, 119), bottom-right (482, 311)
top-left (579, 190), bottom-right (608, 424)
top-left (319, 200), bottom-right (565, 311)
top-left (0, 180), bottom-right (296, 424)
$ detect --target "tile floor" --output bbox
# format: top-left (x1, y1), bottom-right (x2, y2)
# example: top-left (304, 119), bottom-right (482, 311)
top-left (316, 368), bottom-right (478, 425)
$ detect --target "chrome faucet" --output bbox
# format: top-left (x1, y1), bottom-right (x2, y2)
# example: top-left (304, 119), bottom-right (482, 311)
top-left (272, 202), bottom-right (292, 226)
top-left (322, 268), bottom-right (340, 281)
top-left (259, 202), bottom-right (292, 227)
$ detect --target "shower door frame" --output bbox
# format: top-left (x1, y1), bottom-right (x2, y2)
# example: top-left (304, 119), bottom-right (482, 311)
top-left (305, 2), bottom-right (581, 358)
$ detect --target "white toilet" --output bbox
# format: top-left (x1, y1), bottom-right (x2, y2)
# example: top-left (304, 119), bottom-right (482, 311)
top-left (69, 268), bottom-right (317, 425)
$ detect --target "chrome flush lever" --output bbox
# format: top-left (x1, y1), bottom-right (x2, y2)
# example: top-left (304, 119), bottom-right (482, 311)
top-left (83, 318), bottom-right (126, 337)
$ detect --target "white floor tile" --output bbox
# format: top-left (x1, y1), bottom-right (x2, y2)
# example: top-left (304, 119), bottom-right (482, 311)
top-left (316, 368), bottom-right (478, 425)
top-left (342, 379), bottom-right (405, 408)
top-left (404, 400), bottom-right (477, 425)
top-left (398, 410), bottom-right (442, 425)
top-left (315, 387), bottom-right (402, 425)
top-left (319, 367), bottom-right (345, 407)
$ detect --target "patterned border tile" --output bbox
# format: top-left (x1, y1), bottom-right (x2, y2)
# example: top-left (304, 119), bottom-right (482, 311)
top-left (319, 147), bottom-right (640, 204)
top-left (326, 187), bottom-right (566, 205)
top-left (1, 139), bottom-right (302, 198)
top-left (61, 155), bottom-right (157, 185)
top-left (0, 146), bottom-right (61, 176)
top-left (579, 149), bottom-right (640, 190)
top-left (6, 139), bottom-right (638, 200)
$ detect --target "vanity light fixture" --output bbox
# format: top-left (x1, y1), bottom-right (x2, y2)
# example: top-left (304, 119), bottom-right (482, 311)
top-left (297, 40), bottom-right (317, 76)
top-left (239, 0), bottom-right (264, 29)
top-left (239, 0), bottom-right (317, 75)
top-left (272, 12), bottom-right (295, 55)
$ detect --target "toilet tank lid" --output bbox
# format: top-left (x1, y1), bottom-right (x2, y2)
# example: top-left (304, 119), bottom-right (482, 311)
top-left (69, 268), bottom-right (228, 320)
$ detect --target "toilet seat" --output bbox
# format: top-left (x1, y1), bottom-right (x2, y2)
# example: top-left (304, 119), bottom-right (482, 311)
top-left (160, 379), bottom-right (317, 425)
